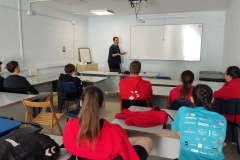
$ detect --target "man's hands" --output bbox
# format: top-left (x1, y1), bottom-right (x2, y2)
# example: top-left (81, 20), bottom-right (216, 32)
top-left (121, 52), bottom-right (126, 55)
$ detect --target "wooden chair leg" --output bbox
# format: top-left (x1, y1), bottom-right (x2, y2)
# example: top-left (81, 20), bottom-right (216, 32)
top-left (56, 120), bottom-right (63, 136)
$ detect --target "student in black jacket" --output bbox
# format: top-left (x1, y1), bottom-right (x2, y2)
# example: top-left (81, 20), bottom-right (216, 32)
top-left (59, 63), bottom-right (83, 99)
top-left (0, 61), bottom-right (4, 92)
top-left (3, 61), bottom-right (52, 101)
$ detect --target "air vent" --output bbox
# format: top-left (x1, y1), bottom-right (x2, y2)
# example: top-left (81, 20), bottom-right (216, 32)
top-left (56, 0), bottom-right (85, 4)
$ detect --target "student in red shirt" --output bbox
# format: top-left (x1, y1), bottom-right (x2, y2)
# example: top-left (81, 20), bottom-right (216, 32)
top-left (214, 66), bottom-right (240, 124)
top-left (63, 86), bottom-right (153, 160)
top-left (119, 61), bottom-right (152, 108)
top-left (168, 70), bottom-right (194, 106)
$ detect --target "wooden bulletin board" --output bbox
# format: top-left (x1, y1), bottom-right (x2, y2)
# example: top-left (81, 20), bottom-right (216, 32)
top-left (78, 48), bottom-right (91, 62)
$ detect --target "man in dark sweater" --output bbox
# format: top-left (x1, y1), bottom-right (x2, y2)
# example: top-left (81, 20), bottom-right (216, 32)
top-left (59, 63), bottom-right (83, 99)
top-left (108, 37), bottom-right (126, 72)
top-left (3, 61), bottom-right (51, 102)
top-left (0, 61), bottom-right (4, 92)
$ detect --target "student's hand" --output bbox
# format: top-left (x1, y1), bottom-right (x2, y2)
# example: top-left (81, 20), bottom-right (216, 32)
top-left (224, 142), bottom-right (227, 147)
top-left (121, 52), bottom-right (126, 55)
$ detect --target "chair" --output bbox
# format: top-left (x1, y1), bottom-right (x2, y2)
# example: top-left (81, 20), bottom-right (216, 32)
top-left (121, 99), bottom-right (147, 110)
top-left (58, 81), bottom-right (80, 113)
top-left (22, 99), bottom-right (64, 135)
top-left (156, 76), bottom-right (171, 80)
top-left (65, 108), bottom-right (81, 122)
top-left (169, 100), bottom-right (193, 110)
top-left (213, 98), bottom-right (240, 154)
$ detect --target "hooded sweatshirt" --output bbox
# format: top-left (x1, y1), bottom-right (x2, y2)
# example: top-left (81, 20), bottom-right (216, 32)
top-left (63, 118), bottom-right (140, 160)
top-left (119, 76), bottom-right (152, 107)
top-left (59, 73), bottom-right (83, 98)
top-left (214, 78), bottom-right (240, 124)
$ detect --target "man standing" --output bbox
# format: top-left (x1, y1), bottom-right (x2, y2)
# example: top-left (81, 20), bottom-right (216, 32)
top-left (108, 37), bottom-right (126, 72)
top-left (0, 61), bottom-right (4, 91)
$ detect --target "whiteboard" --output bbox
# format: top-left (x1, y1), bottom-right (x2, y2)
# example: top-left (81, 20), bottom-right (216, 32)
top-left (78, 48), bottom-right (91, 62)
top-left (130, 24), bottom-right (203, 61)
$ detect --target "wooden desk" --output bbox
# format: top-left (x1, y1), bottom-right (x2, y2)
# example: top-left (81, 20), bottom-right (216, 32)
top-left (0, 92), bottom-right (36, 121)
top-left (112, 106), bottom-right (179, 159)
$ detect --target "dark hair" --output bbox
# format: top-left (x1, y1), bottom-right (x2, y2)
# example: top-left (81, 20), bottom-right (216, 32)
top-left (192, 84), bottom-right (213, 111)
top-left (113, 37), bottom-right (118, 41)
top-left (64, 63), bottom-right (75, 73)
top-left (226, 66), bottom-right (240, 79)
top-left (77, 86), bottom-right (104, 148)
top-left (130, 61), bottom-right (141, 75)
top-left (179, 70), bottom-right (194, 99)
top-left (0, 61), bottom-right (2, 65)
top-left (6, 61), bottom-right (19, 73)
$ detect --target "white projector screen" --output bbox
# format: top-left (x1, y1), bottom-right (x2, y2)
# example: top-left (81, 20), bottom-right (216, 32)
top-left (130, 24), bottom-right (203, 61)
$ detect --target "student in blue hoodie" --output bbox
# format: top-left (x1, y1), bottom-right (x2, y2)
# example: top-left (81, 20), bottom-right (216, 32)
top-left (172, 84), bottom-right (227, 160)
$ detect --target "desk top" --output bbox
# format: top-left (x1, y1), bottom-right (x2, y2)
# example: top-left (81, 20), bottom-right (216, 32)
top-left (112, 106), bottom-right (179, 139)
top-left (79, 71), bottom-right (159, 78)
top-left (0, 92), bottom-right (36, 108)
top-left (76, 76), bottom-right (107, 83)
top-left (26, 73), bottom-right (107, 85)
top-left (144, 78), bottom-right (223, 91)
top-left (152, 86), bottom-right (174, 96)
top-left (48, 135), bottom-right (71, 160)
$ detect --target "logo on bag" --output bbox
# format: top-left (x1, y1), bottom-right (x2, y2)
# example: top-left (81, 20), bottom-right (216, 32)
top-left (45, 146), bottom-right (56, 156)
top-left (5, 139), bottom-right (20, 147)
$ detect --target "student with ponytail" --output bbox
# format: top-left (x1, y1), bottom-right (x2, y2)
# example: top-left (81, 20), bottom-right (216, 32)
top-left (168, 70), bottom-right (194, 106)
top-left (63, 86), bottom-right (153, 160)
top-left (214, 66), bottom-right (240, 123)
top-left (172, 84), bottom-right (227, 160)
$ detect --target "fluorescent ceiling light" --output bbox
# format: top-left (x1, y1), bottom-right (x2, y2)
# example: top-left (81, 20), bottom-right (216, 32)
top-left (90, 9), bottom-right (113, 15)
top-left (139, 14), bottom-right (193, 20)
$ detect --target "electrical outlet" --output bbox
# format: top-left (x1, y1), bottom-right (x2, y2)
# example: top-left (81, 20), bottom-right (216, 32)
top-left (63, 46), bottom-right (66, 52)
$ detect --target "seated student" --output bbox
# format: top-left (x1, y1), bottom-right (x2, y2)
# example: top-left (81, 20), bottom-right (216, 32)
top-left (3, 61), bottom-right (51, 102)
top-left (59, 63), bottom-right (83, 98)
top-left (119, 61), bottom-right (152, 107)
top-left (0, 61), bottom-right (4, 92)
top-left (214, 66), bottom-right (240, 123)
top-left (63, 86), bottom-right (153, 160)
top-left (168, 70), bottom-right (194, 106)
top-left (172, 84), bottom-right (227, 160)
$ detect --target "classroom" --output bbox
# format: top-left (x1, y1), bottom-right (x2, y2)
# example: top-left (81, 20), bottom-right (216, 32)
top-left (0, 0), bottom-right (240, 160)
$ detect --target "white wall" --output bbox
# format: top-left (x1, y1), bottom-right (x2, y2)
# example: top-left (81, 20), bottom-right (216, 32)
top-left (89, 11), bottom-right (225, 80)
top-left (0, 0), bottom-right (88, 77)
top-left (222, 0), bottom-right (240, 71)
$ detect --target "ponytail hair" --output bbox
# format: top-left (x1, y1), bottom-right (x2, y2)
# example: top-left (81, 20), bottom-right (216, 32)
top-left (179, 70), bottom-right (194, 99)
top-left (192, 84), bottom-right (213, 111)
top-left (77, 86), bottom-right (104, 148)
top-left (226, 66), bottom-right (240, 79)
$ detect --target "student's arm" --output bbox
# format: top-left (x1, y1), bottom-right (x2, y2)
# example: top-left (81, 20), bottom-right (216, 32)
top-left (213, 83), bottom-right (232, 100)
top-left (22, 78), bottom-right (39, 94)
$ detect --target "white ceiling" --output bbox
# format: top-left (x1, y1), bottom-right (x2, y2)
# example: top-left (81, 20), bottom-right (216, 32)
top-left (33, 0), bottom-right (232, 17)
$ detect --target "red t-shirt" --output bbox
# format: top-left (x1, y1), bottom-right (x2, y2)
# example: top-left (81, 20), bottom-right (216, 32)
top-left (63, 118), bottom-right (140, 160)
top-left (168, 85), bottom-right (194, 106)
top-left (214, 78), bottom-right (240, 123)
top-left (119, 76), bottom-right (152, 107)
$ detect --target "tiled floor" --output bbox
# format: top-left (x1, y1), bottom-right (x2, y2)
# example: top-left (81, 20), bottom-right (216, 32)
top-left (48, 93), bottom-right (240, 160)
